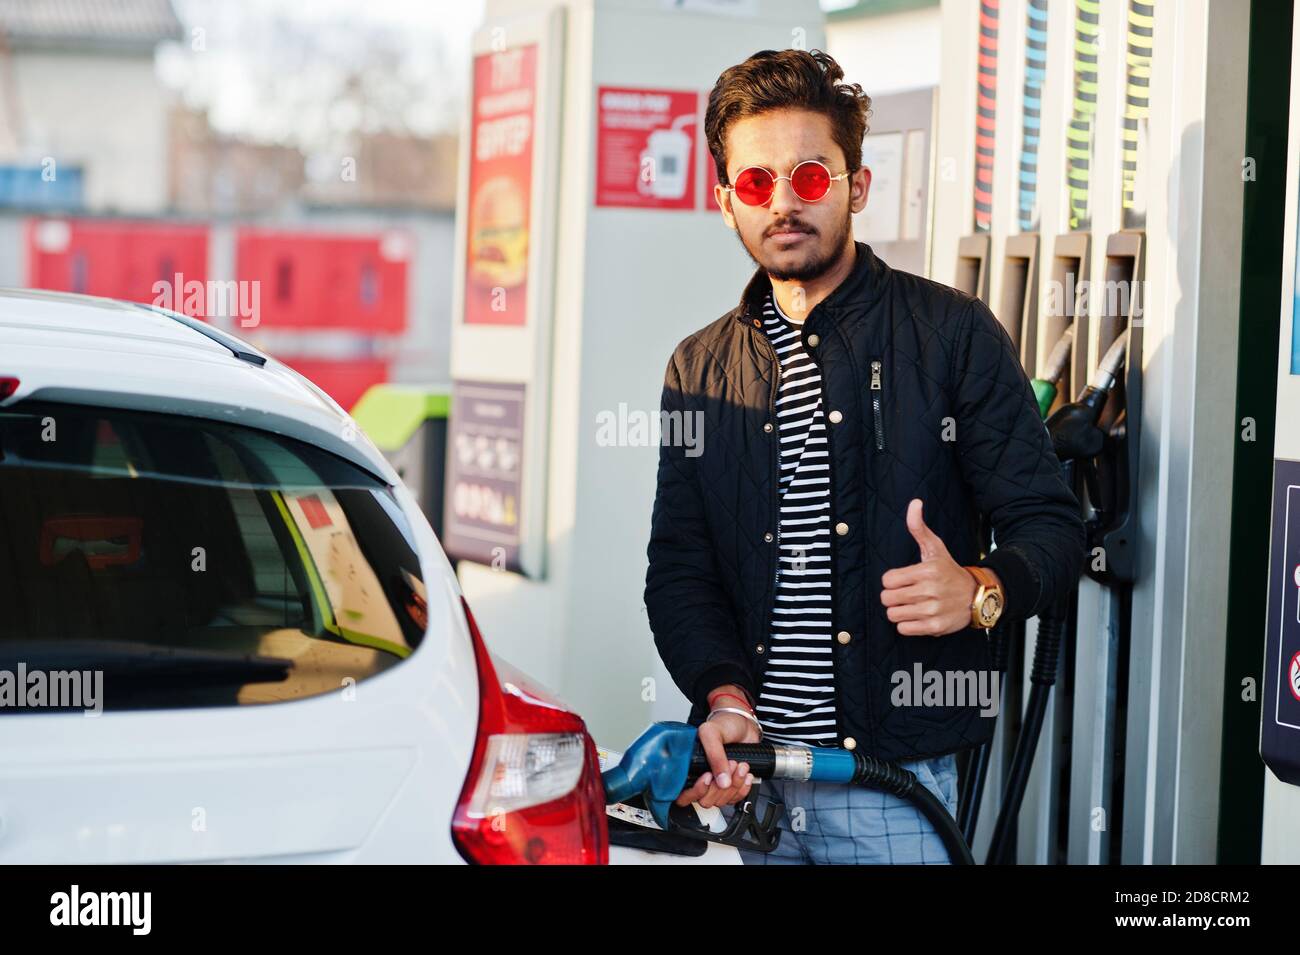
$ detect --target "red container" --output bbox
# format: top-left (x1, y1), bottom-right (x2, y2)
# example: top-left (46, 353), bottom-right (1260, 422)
top-left (235, 229), bottom-right (408, 333)
top-left (26, 218), bottom-right (209, 311)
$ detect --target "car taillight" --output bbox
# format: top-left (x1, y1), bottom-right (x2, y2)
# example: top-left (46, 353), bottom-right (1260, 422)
top-left (0, 377), bottom-right (18, 401)
top-left (451, 595), bottom-right (609, 865)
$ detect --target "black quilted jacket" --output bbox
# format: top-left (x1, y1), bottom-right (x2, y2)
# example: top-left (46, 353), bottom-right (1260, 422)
top-left (643, 241), bottom-right (1086, 761)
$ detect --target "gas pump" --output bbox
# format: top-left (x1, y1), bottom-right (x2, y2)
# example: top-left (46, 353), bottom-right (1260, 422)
top-left (931, 0), bottom-right (1252, 864)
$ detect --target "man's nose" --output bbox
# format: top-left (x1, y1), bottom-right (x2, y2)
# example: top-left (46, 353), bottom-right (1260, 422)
top-left (768, 176), bottom-right (803, 217)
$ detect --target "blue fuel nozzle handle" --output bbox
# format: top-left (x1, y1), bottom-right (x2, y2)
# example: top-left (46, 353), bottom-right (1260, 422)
top-left (601, 721), bottom-right (700, 830)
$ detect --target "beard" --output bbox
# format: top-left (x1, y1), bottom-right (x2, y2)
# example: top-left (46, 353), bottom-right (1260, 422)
top-left (735, 206), bottom-right (854, 282)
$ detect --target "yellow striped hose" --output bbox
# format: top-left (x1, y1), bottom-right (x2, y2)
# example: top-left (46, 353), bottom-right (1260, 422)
top-left (1066, 0), bottom-right (1101, 231)
top-left (1122, 1), bottom-right (1154, 222)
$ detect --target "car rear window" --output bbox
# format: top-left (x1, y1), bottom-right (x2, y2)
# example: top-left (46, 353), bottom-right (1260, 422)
top-left (0, 400), bottom-right (428, 711)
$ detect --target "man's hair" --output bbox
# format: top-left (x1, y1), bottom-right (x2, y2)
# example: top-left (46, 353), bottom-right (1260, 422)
top-left (705, 49), bottom-right (872, 187)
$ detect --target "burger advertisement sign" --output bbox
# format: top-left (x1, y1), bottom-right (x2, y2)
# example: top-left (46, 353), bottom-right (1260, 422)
top-left (464, 44), bottom-right (537, 327)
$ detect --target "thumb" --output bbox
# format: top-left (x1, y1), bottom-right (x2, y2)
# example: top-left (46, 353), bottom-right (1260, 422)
top-left (906, 498), bottom-right (945, 561)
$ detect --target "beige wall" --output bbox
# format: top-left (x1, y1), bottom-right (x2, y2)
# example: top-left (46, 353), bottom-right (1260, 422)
top-left (1, 50), bottom-right (170, 213)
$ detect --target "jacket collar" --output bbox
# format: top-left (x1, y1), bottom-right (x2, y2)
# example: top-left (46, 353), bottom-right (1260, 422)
top-left (733, 240), bottom-right (884, 330)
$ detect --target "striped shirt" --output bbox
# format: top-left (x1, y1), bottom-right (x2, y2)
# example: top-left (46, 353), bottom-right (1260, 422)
top-left (753, 290), bottom-right (839, 747)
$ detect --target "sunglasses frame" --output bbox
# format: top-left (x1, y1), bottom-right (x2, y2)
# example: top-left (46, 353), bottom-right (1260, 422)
top-left (722, 159), bottom-right (851, 207)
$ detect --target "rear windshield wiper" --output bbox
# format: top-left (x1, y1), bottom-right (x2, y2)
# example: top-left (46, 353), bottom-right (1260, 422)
top-left (0, 640), bottom-right (293, 689)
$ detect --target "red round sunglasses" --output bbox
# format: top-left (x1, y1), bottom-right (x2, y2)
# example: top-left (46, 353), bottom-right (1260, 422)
top-left (722, 159), bottom-right (850, 207)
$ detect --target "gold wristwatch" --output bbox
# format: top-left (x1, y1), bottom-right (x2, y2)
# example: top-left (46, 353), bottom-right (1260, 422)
top-left (964, 565), bottom-right (1005, 630)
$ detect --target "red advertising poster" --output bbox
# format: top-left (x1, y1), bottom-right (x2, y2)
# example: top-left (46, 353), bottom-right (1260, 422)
top-left (464, 45), bottom-right (537, 326)
top-left (596, 87), bottom-right (699, 210)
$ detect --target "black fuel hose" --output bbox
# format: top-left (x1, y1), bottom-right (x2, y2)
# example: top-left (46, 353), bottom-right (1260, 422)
top-left (984, 592), bottom-right (1068, 864)
top-left (958, 619), bottom-right (1012, 843)
top-left (687, 741), bottom-right (975, 865)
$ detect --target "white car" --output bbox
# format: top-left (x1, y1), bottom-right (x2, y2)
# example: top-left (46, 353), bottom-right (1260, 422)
top-left (0, 287), bottom-right (739, 864)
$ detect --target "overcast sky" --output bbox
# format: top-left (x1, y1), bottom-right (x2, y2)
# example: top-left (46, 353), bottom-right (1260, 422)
top-left (158, 0), bottom-right (486, 149)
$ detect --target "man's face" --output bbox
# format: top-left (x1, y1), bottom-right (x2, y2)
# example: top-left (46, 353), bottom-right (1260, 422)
top-left (715, 108), bottom-right (871, 282)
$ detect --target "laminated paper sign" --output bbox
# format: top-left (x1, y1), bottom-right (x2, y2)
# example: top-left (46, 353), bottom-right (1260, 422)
top-left (443, 380), bottom-right (525, 572)
top-left (596, 87), bottom-right (699, 210)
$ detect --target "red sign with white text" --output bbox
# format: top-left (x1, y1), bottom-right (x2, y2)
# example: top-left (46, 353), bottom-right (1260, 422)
top-left (464, 46), bottom-right (537, 326)
top-left (596, 87), bottom-right (699, 210)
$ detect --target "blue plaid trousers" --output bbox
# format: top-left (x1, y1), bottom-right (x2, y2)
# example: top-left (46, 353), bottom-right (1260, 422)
top-left (718, 752), bottom-right (960, 864)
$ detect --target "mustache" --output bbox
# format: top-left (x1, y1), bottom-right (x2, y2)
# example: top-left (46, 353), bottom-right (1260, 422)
top-left (766, 221), bottom-right (815, 236)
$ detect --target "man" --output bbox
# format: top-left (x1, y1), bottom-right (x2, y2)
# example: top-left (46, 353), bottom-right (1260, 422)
top-left (642, 49), bottom-right (1086, 864)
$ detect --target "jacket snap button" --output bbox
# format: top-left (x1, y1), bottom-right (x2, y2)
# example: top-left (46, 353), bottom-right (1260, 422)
top-left (763, 531), bottom-right (774, 542)
top-left (752, 318), bottom-right (761, 327)
top-left (756, 644), bottom-right (765, 654)
top-left (828, 409), bottom-right (843, 424)
top-left (837, 630), bottom-right (851, 644)
top-left (843, 736), bottom-right (857, 750)
top-left (807, 333), bottom-right (820, 347)
top-left (835, 522), bottom-right (849, 536)
top-left (763, 422), bottom-right (773, 433)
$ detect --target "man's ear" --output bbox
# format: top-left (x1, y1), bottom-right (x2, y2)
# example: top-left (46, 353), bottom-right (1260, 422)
top-left (850, 165), bottom-right (872, 214)
top-left (715, 184), bottom-right (739, 230)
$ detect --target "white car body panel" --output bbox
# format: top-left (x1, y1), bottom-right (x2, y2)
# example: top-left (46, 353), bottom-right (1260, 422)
top-left (0, 290), bottom-right (476, 863)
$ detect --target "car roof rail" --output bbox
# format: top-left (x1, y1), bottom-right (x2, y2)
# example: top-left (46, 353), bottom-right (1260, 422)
top-left (131, 302), bottom-right (268, 367)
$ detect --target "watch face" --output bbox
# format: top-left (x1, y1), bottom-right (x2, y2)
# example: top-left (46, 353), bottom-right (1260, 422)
top-left (979, 593), bottom-right (1002, 625)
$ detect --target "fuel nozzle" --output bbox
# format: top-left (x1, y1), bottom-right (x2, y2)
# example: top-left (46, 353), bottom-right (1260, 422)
top-left (1044, 330), bottom-right (1129, 463)
top-left (1030, 325), bottom-right (1074, 419)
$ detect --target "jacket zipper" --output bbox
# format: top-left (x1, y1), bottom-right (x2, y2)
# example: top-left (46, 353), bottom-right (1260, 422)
top-left (870, 359), bottom-right (884, 451)
top-left (864, 356), bottom-right (882, 754)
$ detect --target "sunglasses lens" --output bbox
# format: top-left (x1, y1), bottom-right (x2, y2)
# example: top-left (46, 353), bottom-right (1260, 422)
top-left (792, 162), bottom-right (831, 201)
top-left (734, 167), bottom-right (774, 206)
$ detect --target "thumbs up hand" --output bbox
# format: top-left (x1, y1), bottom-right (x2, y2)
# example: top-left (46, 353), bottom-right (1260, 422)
top-left (880, 498), bottom-right (982, 636)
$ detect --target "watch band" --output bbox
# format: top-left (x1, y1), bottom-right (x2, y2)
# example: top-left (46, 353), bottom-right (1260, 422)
top-left (964, 565), bottom-right (1005, 629)
top-left (965, 565), bottom-right (1000, 592)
